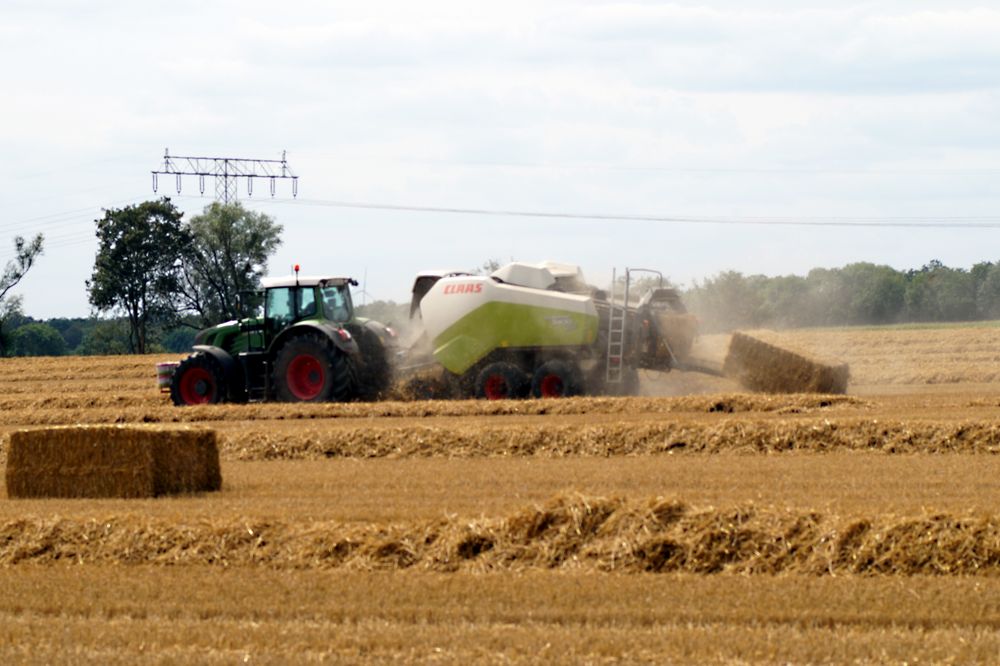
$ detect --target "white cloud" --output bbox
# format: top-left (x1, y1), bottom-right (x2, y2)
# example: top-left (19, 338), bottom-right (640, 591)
top-left (1, 1), bottom-right (999, 317)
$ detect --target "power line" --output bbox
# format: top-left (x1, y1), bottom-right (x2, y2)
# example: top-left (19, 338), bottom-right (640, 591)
top-left (290, 151), bottom-right (1000, 176)
top-left (0, 196), bottom-right (149, 236)
top-left (232, 195), bottom-right (1000, 229)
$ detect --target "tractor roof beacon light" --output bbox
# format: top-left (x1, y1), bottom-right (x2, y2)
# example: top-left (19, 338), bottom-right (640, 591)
top-left (294, 264), bottom-right (300, 286)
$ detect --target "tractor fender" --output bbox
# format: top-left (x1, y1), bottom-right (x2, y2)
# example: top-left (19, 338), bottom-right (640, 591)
top-left (268, 322), bottom-right (360, 359)
top-left (346, 319), bottom-right (397, 352)
top-left (191, 345), bottom-right (246, 401)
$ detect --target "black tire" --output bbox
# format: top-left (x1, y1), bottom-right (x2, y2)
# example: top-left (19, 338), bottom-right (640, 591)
top-left (353, 328), bottom-right (392, 401)
top-left (273, 334), bottom-right (353, 402)
top-left (530, 360), bottom-right (583, 398)
top-left (474, 362), bottom-right (529, 400)
top-left (170, 354), bottom-right (227, 406)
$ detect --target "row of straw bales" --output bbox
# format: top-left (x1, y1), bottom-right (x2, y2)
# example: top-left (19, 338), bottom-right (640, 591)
top-left (4, 417), bottom-right (998, 467)
top-left (222, 418), bottom-right (1000, 461)
top-left (2, 493), bottom-right (999, 575)
top-left (0, 393), bottom-right (865, 427)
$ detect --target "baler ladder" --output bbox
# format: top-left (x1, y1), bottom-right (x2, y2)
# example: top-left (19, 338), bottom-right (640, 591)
top-left (605, 268), bottom-right (629, 386)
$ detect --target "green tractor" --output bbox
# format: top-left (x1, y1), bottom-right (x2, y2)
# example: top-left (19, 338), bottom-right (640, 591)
top-left (168, 272), bottom-right (396, 405)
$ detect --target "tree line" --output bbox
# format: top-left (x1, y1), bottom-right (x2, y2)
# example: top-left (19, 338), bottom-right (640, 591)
top-left (0, 198), bottom-right (281, 357)
top-left (2, 195), bottom-right (1000, 356)
top-left (684, 260), bottom-right (1000, 332)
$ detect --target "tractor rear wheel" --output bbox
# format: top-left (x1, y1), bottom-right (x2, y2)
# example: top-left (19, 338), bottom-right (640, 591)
top-left (474, 362), bottom-right (529, 400)
top-left (274, 334), bottom-right (353, 402)
top-left (353, 328), bottom-right (392, 401)
top-left (170, 354), bottom-right (227, 406)
top-left (531, 360), bottom-right (583, 398)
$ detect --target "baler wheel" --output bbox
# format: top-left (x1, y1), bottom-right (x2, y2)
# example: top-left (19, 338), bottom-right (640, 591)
top-left (474, 362), bottom-right (529, 400)
top-left (530, 360), bottom-right (583, 398)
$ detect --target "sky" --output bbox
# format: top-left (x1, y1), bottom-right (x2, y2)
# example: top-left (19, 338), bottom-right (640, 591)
top-left (1, 0), bottom-right (999, 319)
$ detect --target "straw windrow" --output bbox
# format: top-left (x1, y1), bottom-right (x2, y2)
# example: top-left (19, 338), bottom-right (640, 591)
top-left (2, 493), bottom-right (999, 575)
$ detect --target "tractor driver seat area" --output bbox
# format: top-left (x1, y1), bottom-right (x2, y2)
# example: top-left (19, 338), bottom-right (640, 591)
top-left (297, 288), bottom-right (317, 319)
top-left (265, 287), bottom-right (295, 340)
top-left (322, 286), bottom-right (350, 322)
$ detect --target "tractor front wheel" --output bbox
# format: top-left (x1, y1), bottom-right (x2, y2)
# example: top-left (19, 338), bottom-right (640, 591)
top-left (474, 362), bottom-right (529, 400)
top-left (274, 334), bottom-right (353, 402)
top-left (170, 354), bottom-right (227, 406)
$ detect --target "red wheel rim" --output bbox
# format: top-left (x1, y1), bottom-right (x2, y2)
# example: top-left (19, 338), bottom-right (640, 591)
top-left (539, 374), bottom-right (564, 398)
top-left (178, 367), bottom-right (215, 405)
top-left (287, 354), bottom-right (325, 400)
top-left (483, 374), bottom-right (509, 400)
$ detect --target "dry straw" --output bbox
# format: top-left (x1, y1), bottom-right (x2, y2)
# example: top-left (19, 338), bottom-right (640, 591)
top-left (723, 332), bottom-right (850, 394)
top-left (5, 425), bottom-right (221, 499)
top-left (221, 418), bottom-right (1000, 461)
top-left (3, 493), bottom-right (1000, 575)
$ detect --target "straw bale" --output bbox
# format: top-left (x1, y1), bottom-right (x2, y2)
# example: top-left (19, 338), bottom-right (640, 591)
top-left (723, 332), bottom-right (850, 394)
top-left (5, 425), bottom-right (220, 499)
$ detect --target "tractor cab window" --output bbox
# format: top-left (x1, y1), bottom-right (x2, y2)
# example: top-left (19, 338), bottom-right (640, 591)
top-left (321, 285), bottom-right (351, 322)
top-left (297, 288), bottom-right (317, 319)
top-left (265, 287), bottom-right (294, 339)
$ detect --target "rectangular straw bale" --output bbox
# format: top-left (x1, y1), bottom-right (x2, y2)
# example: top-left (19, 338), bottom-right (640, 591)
top-left (5, 425), bottom-right (220, 499)
top-left (722, 332), bottom-right (850, 394)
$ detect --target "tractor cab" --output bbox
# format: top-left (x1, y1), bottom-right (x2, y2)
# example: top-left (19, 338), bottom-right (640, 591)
top-left (250, 276), bottom-right (357, 350)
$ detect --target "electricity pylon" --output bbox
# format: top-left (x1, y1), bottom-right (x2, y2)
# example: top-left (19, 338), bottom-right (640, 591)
top-left (151, 148), bottom-right (298, 203)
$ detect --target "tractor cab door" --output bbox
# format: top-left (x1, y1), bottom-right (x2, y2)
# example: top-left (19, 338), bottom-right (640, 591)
top-left (264, 286), bottom-right (319, 346)
top-left (264, 287), bottom-right (294, 346)
top-left (320, 283), bottom-right (353, 323)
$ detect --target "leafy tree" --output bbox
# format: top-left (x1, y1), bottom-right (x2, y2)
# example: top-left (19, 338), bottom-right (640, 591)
top-left (686, 271), bottom-right (765, 331)
top-left (801, 268), bottom-right (849, 326)
top-left (87, 198), bottom-right (190, 354)
top-left (840, 263), bottom-right (905, 325)
top-left (46, 317), bottom-right (85, 351)
top-left (77, 318), bottom-right (131, 356)
top-left (160, 325), bottom-right (197, 353)
top-left (905, 261), bottom-right (977, 322)
top-left (11, 322), bottom-right (67, 356)
top-left (177, 202), bottom-right (282, 327)
top-left (0, 233), bottom-right (44, 357)
top-left (760, 274), bottom-right (810, 328)
top-left (476, 258), bottom-right (503, 275)
top-left (976, 263), bottom-right (1000, 319)
top-left (0, 297), bottom-right (26, 356)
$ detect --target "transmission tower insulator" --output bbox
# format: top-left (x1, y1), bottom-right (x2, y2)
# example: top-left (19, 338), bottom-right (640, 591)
top-left (270, 177), bottom-right (276, 197)
top-left (292, 177), bottom-right (299, 198)
top-left (199, 175), bottom-right (206, 195)
top-left (247, 176), bottom-right (253, 197)
top-left (176, 174), bottom-right (182, 194)
top-left (152, 173), bottom-right (158, 193)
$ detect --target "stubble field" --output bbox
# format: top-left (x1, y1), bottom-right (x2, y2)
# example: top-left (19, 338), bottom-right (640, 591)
top-left (3, 325), bottom-right (1000, 663)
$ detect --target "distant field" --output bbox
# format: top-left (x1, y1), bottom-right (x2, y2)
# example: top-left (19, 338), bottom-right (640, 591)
top-left (3, 323), bottom-right (1000, 662)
